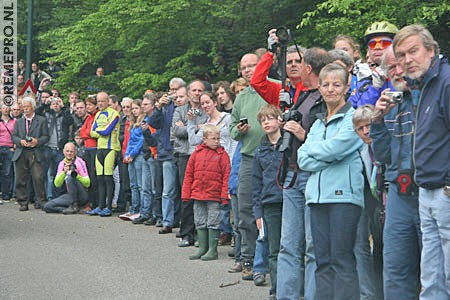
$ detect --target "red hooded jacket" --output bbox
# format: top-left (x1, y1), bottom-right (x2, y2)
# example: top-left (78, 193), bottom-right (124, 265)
top-left (182, 143), bottom-right (231, 204)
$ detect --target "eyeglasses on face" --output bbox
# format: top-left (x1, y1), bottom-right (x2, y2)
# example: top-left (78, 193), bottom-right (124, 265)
top-left (241, 64), bottom-right (257, 71)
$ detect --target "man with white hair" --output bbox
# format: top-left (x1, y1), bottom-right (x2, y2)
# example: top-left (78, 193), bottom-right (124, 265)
top-left (394, 24), bottom-right (450, 300)
top-left (12, 97), bottom-right (49, 211)
top-left (370, 45), bottom-right (421, 299)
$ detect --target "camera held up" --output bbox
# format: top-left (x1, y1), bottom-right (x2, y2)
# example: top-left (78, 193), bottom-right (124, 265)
top-left (279, 92), bottom-right (302, 154)
top-left (385, 91), bottom-right (403, 104)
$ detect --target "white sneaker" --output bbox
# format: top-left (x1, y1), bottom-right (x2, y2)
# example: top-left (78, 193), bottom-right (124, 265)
top-left (129, 213), bottom-right (140, 221)
top-left (119, 212), bottom-right (140, 221)
top-left (0, 199), bottom-right (3, 205)
top-left (119, 212), bottom-right (132, 220)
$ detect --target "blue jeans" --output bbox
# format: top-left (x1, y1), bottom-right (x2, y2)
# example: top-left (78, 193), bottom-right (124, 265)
top-left (419, 187), bottom-right (450, 299)
top-left (230, 194), bottom-right (242, 262)
top-left (311, 203), bottom-right (361, 300)
top-left (355, 209), bottom-right (376, 300)
top-left (140, 157), bottom-right (154, 219)
top-left (219, 203), bottom-right (233, 234)
top-left (254, 234), bottom-right (269, 275)
top-left (277, 170), bottom-right (314, 300)
top-left (161, 159), bottom-right (177, 227)
top-left (304, 203), bottom-right (315, 300)
top-left (45, 147), bottom-right (64, 200)
top-left (0, 147), bottom-right (13, 200)
top-left (128, 154), bottom-right (143, 214)
top-left (383, 183), bottom-right (421, 300)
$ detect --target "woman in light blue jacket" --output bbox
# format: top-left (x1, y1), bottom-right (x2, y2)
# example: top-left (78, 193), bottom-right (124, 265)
top-left (123, 99), bottom-right (145, 220)
top-left (298, 63), bottom-right (364, 300)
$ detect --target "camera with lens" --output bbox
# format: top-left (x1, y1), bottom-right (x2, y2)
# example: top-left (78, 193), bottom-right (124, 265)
top-left (167, 96), bottom-right (174, 104)
top-left (385, 91), bottom-right (403, 103)
top-left (25, 136), bottom-right (33, 143)
top-left (69, 163), bottom-right (78, 178)
top-left (190, 108), bottom-right (201, 116)
top-left (276, 27), bottom-right (291, 46)
top-left (280, 109), bottom-right (302, 153)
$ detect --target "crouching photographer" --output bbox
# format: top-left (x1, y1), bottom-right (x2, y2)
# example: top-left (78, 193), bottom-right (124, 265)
top-left (43, 142), bottom-right (90, 214)
top-left (369, 45), bottom-right (421, 299)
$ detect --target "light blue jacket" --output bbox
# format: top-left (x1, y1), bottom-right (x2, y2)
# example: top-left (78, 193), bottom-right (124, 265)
top-left (298, 102), bottom-right (364, 207)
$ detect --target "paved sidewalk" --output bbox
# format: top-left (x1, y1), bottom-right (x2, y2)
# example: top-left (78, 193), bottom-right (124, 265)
top-left (0, 202), bottom-right (269, 300)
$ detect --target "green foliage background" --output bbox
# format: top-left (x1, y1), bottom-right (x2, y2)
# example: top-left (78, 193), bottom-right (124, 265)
top-left (17, 0), bottom-right (450, 99)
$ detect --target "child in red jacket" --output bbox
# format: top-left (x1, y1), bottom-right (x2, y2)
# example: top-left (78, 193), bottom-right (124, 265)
top-left (182, 125), bottom-right (231, 261)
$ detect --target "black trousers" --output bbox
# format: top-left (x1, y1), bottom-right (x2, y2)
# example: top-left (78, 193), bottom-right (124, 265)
top-left (83, 149), bottom-right (98, 208)
top-left (175, 154), bottom-right (194, 241)
top-left (14, 150), bottom-right (46, 206)
top-left (117, 158), bottom-right (131, 210)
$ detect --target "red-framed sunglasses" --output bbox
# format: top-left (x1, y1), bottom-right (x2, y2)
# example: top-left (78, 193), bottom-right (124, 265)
top-left (368, 38), bottom-right (393, 50)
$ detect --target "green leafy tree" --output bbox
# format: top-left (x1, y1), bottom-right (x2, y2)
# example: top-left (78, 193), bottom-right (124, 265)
top-left (297, 0), bottom-right (450, 56)
top-left (27, 0), bottom-right (318, 98)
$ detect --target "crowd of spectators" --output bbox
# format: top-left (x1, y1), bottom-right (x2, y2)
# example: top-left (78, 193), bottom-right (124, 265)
top-left (0, 22), bottom-right (449, 300)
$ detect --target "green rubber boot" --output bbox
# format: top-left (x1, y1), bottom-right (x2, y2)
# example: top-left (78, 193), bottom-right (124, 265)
top-left (189, 228), bottom-right (208, 260)
top-left (201, 229), bottom-right (219, 261)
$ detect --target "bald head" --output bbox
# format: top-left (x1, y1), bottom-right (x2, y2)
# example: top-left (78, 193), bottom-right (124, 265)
top-left (96, 92), bottom-right (109, 111)
top-left (240, 53), bottom-right (258, 82)
top-left (63, 142), bottom-right (76, 160)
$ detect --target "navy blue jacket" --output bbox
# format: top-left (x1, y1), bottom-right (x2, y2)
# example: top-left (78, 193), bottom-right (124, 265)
top-left (252, 135), bottom-right (283, 219)
top-left (148, 103), bottom-right (175, 161)
top-left (370, 92), bottom-right (416, 183)
top-left (409, 56), bottom-right (450, 189)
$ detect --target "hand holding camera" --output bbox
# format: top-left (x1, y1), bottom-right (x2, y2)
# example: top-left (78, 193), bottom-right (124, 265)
top-left (70, 163), bottom-right (78, 178)
top-left (267, 28), bottom-right (279, 53)
top-left (372, 89), bottom-right (400, 122)
top-left (187, 108), bottom-right (200, 121)
top-left (159, 94), bottom-right (171, 106)
top-left (22, 136), bottom-right (37, 148)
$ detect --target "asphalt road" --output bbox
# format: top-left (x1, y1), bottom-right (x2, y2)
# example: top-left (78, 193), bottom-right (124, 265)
top-left (0, 202), bottom-right (269, 300)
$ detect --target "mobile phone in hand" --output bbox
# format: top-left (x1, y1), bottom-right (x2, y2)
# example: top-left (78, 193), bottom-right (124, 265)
top-left (239, 117), bottom-right (248, 125)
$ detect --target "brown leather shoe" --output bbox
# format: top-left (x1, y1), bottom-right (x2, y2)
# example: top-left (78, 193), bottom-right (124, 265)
top-left (158, 226), bottom-right (173, 234)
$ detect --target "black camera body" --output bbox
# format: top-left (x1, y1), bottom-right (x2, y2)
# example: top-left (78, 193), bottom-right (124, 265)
top-left (281, 109), bottom-right (301, 123)
top-left (276, 27), bottom-right (291, 46)
top-left (280, 109), bottom-right (302, 153)
top-left (69, 163), bottom-right (78, 177)
top-left (25, 136), bottom-right (33, 143)
top-left (190, 108), bottom-right (201, 116)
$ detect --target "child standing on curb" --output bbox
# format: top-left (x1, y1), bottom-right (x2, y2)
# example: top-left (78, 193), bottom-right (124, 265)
top-left (252, 104), bottom-right (283, 299)
top-left (182, 125), bottom-right (231, 261)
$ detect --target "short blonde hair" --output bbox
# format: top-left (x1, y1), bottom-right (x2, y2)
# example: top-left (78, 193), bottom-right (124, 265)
top-left (230, 77), bottom-right (248, 94)
top-left (203, 125), bottom-right (220, 138)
